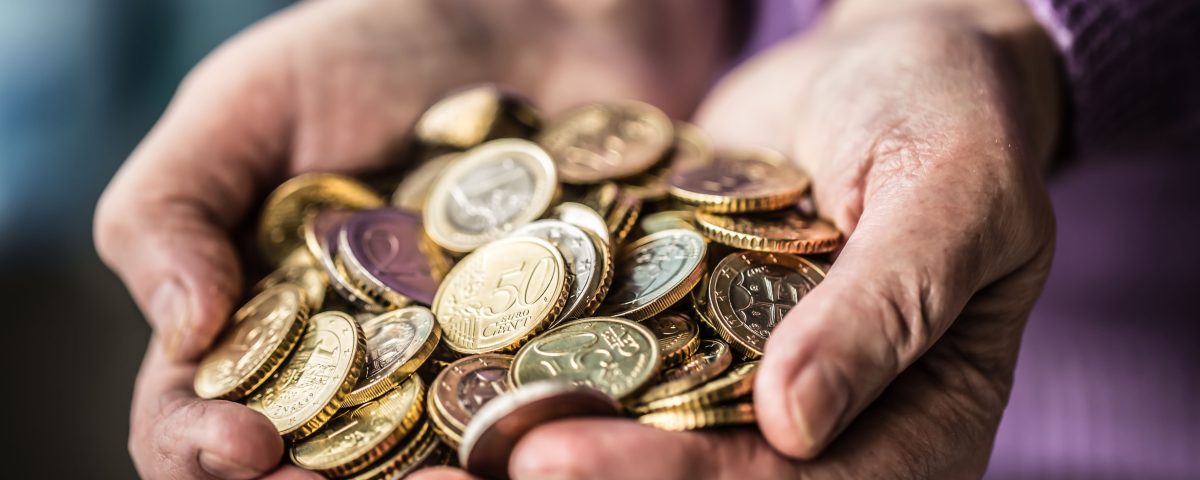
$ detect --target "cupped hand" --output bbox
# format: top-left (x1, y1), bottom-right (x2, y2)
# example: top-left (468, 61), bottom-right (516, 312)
top-left (414, 2), bottom-right (1060, 479)
top-left (94, 0), bottom-right (730, 477)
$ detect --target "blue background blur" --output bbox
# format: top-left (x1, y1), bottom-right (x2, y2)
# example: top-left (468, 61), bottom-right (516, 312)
top-left (0, 2), bottom-right (288, 477)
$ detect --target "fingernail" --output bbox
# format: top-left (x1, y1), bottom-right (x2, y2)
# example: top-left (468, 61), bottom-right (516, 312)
top-left (789, 363), bottom-right (849, 457)
top-left (150, 280), bottom-right (190, 360)
top-left (198, 451), bottom-right (259, 480)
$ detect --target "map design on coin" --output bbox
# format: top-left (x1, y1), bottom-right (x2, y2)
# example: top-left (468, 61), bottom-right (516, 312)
top-left (511, 318), bottom-right (661, 400)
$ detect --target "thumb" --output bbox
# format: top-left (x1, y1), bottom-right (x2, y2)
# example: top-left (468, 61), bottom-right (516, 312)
top-left (95, 38), bottom-right (291, 362)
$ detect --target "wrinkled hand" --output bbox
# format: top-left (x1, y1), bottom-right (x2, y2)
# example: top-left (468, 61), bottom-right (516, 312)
top-left (94, 1), bottom-right (728, 478)
top-left (416, 3), bottom-right (1060, 479)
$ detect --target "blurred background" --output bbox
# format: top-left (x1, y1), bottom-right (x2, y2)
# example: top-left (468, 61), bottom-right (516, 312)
top-left (1, 1), bottom-right (1196, 479)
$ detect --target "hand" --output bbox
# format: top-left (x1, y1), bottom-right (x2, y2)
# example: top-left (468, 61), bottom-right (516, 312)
top-left (94, 1), bottom-right (731, 477)
top-left (414, 1), bottom-right (1060, 479)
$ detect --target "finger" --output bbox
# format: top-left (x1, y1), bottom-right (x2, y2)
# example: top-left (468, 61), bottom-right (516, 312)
top-left (260, 465), bottom-right (325, 480)
top-left (508, 419), bottom-right (796, 480)
top-left (129, 336), bottom-right (284, 479)
top-left (407, 467), bottom-right (480, 480)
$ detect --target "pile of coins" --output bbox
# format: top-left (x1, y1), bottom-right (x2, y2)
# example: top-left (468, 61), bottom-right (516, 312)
top-left (193, 84), bottom-right (842, 479)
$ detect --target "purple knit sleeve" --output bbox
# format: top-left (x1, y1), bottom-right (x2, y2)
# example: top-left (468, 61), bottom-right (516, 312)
top-left (1025, 0), bottom-right (1200, 157)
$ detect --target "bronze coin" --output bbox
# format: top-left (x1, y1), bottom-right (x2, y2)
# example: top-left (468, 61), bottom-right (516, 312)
top-left (708, 251), bottom-right (825, 358)
top-left (538, 101), bottom-right (674, 184)
top-left (694, 208), bottom-right (842, 254)
top-left (640, 311), bottom-right (700, 368)
top-left (430, 354), bottom-right (513, 435)
top-left (668, 147), bottom-right (809, 213)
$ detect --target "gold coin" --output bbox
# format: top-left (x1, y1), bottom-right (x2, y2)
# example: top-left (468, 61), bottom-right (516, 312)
top-left (253, 250), bottom-right (327, 312)
top-left (432, 236), bottom-right (569, 354)
top-left (597, 229), bottom-right (707, 321)
top-left (246, 311), bottom-right (367, 439)
top-left (258, 173), bottom-right (383, 267)
top-left (562, 181), bottom-right (620, 218)
top-left (638, 403), bottom-right (755, 431)
top-left (345, 307), bottom-right (441, 406)
top-left (551, 202), bottom-right (612, 246)
top-left (194, 284), bottom-right (310, 400)
top-left (414, 84), bottom-right (541, 149)
top-left (511, 220), bottom-right (612, 324)
top-left (667, 121), bottom-right (714, 171)
top-left (391, 153), bottom-right (460, 212)
top-left (290, 376), bottom-right (426, 476)
top-left (538, 101), bottom-right (674, 184)
top-left (636, 339), bottom-right (733, 404)
top-left (510, 317), bottom-right (662, 401)
top-left (633, 361), bottom-right (757, 414)
top-left (640, 311), bottom-right (700, 368)
top-left (424, 139), bottom-right (558, 253)
top-left (605, 189), bottom-right (642, 247)
top-left (708, 251), bottom-right (825, 358)
top-left (346, 419), bottom-right (441, 480)
top-left (695, 209), bottom-right (842, 254)
top-left (668, 147), bottom-right (809, 213)
top-left (640, 210), bottom-right (697, 235)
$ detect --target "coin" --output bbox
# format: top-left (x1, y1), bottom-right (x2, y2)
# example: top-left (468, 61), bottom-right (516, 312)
top-left (347, 419), bottom-right (441, 480)
top-left (668, 121), bottom-right (714, 171)
top-left (695, 209), bottom-right (842, 254)
top-left (258, 173), bottom-right (384, 267)
top-left (551, 202), bottom-right (611, 245)
top-left (640, 210), bottom-right (697, 235)
top-left (605, 188), bottom-right (642, 247)
top-left (638, 402), bottom-right (755, 431)
top-left (254, 250), bottom-right (327, 312)
top-left (414, 84), bottom-right (541, 149)
top-left (194, 284), bottom-right (310, 400)
top-left (640, 311), bottom-right (700, 368)
top-left (345, 306), bottom-right (441, 406)
top-left (538, 101), bottom-right (674, 184)
top-left (424, 139), bottom-right (558, 253)
top-left (392, 153), bottom-right (460, 213)
top-left (635, 339), bottom-right (733, 404)
top-left (510, 317), bottom-right (661, 401)
top-left (563, 181), bottom-right (620, 218)
top-left (429, 354), bottom-right (513, 445)
top-left (597, 229), bottom-right (707, 321)
top-left (306, 210), bottom-right (389, 313)
top-left (246, 311), bottom-right (367, 439)
top-left (708, 251), bottom-right (825, 358)
top-left (668, 147), bottom-right (809, 213)
top-left (633, 361), bottom-right (758, 414)
top-left (338, 208), bottom-right (450, 306)
top-left (290, 376), bottom-right (426, 475)
top-left (432, 236), bottom-right (569, 354)
top-left (511, 220), bottom-right (611, 323)
top-left (459, 382), bottom-right (621, 479)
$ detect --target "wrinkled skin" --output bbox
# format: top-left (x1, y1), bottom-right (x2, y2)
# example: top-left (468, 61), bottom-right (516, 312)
top-left (94, 0), bottom-right (1058, 478)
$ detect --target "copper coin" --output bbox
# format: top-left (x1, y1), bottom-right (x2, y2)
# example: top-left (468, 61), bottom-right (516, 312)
top-left (459, 382), bottom-right (621, 479)
top-left (668, 146), bottom-right (809, 213)
top-left (708, 251), bottom-right (825, 358)
top-left (538, 101), bottom-right (674, 184)
top-left (694, 208), bottom-right (842, 254)
top-left (640, 311), bottom-right (700, 368)
top-left (338, 208), bottom-right (448, 305)
top-left (431, 354), bottom-right (513, 435)
top-left (636, 339), bottom-right (733, 404)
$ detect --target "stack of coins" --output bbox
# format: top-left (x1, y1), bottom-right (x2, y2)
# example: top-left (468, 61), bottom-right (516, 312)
top-left (193, 83), bottom-right (843, 479)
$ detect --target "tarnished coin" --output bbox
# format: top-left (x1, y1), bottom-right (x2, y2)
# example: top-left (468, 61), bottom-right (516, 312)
top-left (551, 202), bottom-right (611, 245)
top-left (635, 339), bottom-right (733, 404)
top-left (605, 189), bottom-right (642, 247)
top-left (511, 220), bottom-right (611, 324)
top-left (347, 419), bottom-right (441, 480)
top-left (597, 229), bottom-right (707, 321)
top-left (633, 361), bottom-right (758, 414)
top-left (432, 236), bottom-right (569, 354)
top-left (510, 317), bottom-right (661, 401)
top-left (290, 376), bottom-right (426, 476)
top-left (695, 209), bottom-right (842, 254)
top-left (668, 147), bottom-right (809, 213)
top-left (424, 139), bottom-right (558, 253)
top-left (709, 251), bottom-right (825, 358)
top-left (307, 210), bottom-right (388, 313)
top-left (392, 153), bottom-right (460, 213)
top-left (641, 210), bottom-right (697, 235)
top-left (338, 208), bottom-right (450, 306)
top-left (538, 101), bottom-right (674, 184)
top-left (429, 354), bottom-right (513, 446)
top-left (641, 312), bottom-right (700, 368)
top-left (194, 284), bottom-right (310, 400)
top-left (414, 84), bottom-right (541, 149)
top-left (460, 382), bottom-right (621, 479)
top-left (258, 173), bottom-right (383, 267)
top-left (638, 403), bottom-right (755, 431)
top-left (246, 311), bottom-right (367, 439)
top-left (345, 307), bottom-right (441, 406)
top-left (254, 250), bottom-right (327, 312)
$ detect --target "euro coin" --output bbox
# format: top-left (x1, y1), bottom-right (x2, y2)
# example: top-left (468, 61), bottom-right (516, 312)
top-left (551, 202), bottom-right (612, 245)
top-left (538, 101), bottom-right (674, 184)
top-left (668, 147), bottom-right (809, 213)
top-left (429, 354), bottom-right (513, 446)
top-left (391, 153), bottom-right (460, 212)
top-left (414, 84), bottom-right (540, 149)
top-left (638, 402), bottom-right (755, 431)
top-left (253, 249), bottom-right (327, 312)
top-left (695, 208), bottom-right (841, 254)
top-left (510, 317), bottom-right (661, 401)
top-left (344, 306), bottom-right (440, 406)
top-left (511, 220), bottom-right (611, 324)
top-left (597, 229), bottom-right (707, 320)
top-left (708, 251), bottom-right (825, 358)
top-left (636, 339), bottom-right (733, 404)
top-left (634, 361), bottom-right (757, 414)
top-left (641, 311), bottom-right (700, 368)
top-left (337, 208), bottom-right (449, 306)
top-left (258, 173), bottom-right (383, 266)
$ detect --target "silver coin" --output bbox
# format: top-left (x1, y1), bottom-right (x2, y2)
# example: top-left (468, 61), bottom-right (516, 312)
top-left (510, 220), bottom-right (606, 324)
